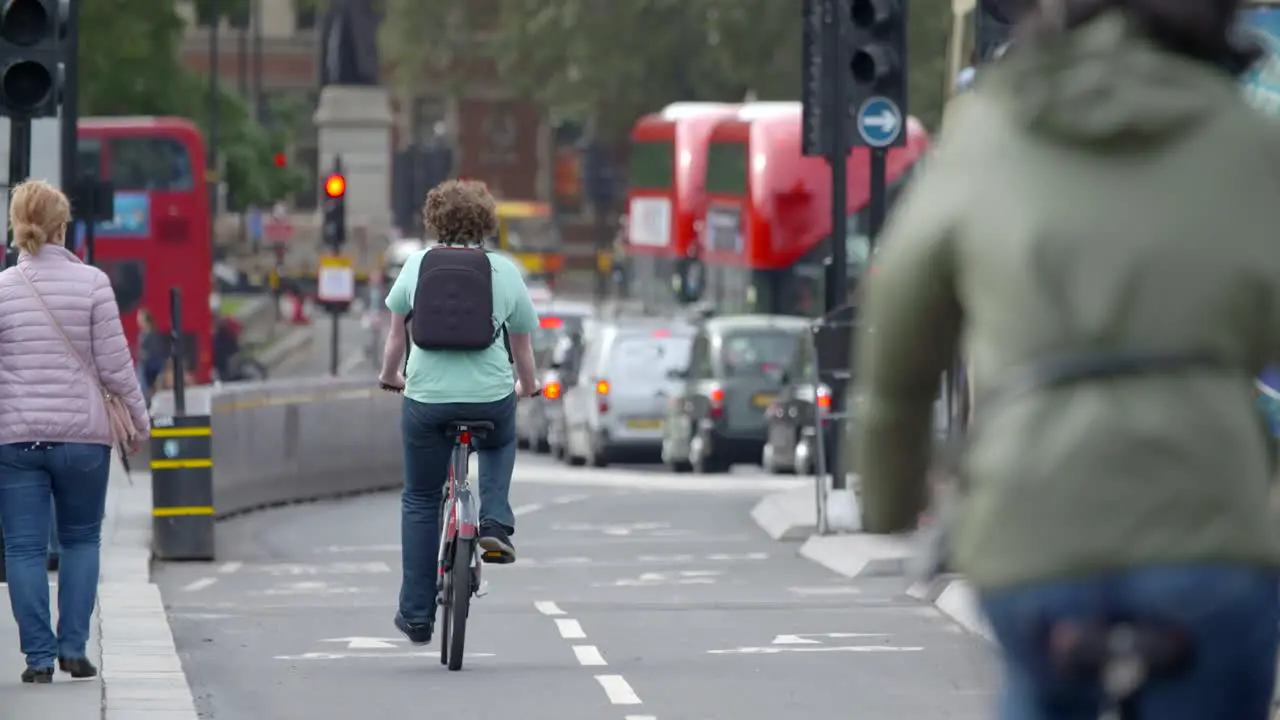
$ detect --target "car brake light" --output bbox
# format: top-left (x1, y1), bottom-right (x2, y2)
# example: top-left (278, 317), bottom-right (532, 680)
top-left (540, 316), bottom-right (563, 329)
top-left (544, 381), bottom-right (561, 400)
top-left (596, 379), bottom-right (609, 413)
top-left (652, 329), bottom-right (670, 337)
top-left (816, 389), bottom-right (831, 410)
top-left (708, 386), bottom-right (724, 419)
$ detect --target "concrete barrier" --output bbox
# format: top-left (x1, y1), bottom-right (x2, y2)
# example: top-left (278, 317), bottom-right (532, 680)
top-left (150, 375), bottom-right (403, 519)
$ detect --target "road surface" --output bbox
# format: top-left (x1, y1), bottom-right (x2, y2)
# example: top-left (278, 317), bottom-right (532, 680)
top-left (153, 455), bottom-right (996, 719)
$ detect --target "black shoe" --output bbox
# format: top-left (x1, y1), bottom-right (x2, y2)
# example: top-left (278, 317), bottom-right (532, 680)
top-left (58, 657), bottom-right (97, 679)
top-left (478, 522), bottom-right (516, 564)
top-left (394, 612), bottom-right (433, 646)
top-left (21, 667), bottom-right (53, 684)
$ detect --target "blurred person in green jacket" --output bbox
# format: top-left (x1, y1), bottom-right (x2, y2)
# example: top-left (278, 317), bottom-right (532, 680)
top-left (852, 0), bottom-right (1280, 717)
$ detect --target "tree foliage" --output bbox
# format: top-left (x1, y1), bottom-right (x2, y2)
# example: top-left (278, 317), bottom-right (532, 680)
top-left (78, 0), bottom-right (304, 207)
top-left (376, 0), bottom-right (953, 139)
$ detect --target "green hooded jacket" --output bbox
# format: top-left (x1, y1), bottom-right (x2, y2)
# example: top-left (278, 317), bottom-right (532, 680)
top-left (852, 11), bottom-right (1280, 591)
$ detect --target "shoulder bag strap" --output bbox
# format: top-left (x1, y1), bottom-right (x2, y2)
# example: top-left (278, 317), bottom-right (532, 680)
top-left (17, 267), bottom-right (109, 395)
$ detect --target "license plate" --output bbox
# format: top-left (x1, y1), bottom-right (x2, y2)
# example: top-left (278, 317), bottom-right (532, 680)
top-left (752, 394), bottom-right (775, 408)
top-left (626, 418), bottom-right (662, 429)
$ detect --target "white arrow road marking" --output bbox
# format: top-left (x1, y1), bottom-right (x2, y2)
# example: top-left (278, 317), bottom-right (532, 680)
top-left (275, 651), bottom-right (495, 660)
top-left (708, 646), bottom-right (924, 654)
top-left (321, 637), bottom-right (402, 649)
top-left (772, 634), bottom-right (822, 645)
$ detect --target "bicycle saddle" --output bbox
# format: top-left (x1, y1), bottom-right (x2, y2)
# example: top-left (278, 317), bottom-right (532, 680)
top-left (1048, 618), bottom-right (1192, 681)
top-left (446, 420), bottom-right (494, 439)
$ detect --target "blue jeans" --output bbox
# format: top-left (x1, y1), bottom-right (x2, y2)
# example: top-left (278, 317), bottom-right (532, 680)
top-left (399, 394), bottom-right (517, 626)
top-left (981, 565), bottom-right (1279, 720)
top-left (0, 442), bottom-right (111, 669)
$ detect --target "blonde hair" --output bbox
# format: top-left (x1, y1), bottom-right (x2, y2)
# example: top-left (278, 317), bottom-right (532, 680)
top-left (9, 179), bottom-right (70, 255)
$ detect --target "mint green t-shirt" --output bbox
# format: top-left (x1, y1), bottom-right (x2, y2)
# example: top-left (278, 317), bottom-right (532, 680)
top-left (385, 247), bottom-right (538, 404)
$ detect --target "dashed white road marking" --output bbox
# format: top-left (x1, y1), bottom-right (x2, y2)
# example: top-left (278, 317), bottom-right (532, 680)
top-left (555, 618), bottom-right (586, 639)
top-left (595, 674), bottom-right (642, 704)
top-left (534, 601), bottom-right (565, 616)
top-left (513, 503), bottom-right (544, 516)
top-left (182, 577), bottom-right (217, 592)
top-left (572, 645), bottom-right (607, 666)
top-left (625, 716), bottom-right (657, 720)
top-left (218, 561), bottom-right (243, 574)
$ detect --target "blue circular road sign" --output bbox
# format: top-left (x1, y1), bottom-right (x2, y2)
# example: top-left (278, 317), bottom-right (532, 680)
top-left (855, 96), bottom-right (903, 148)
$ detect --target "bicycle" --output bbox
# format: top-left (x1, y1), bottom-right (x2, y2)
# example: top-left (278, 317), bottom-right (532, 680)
top-left (1048, 617), bottom-right (1190, 719)
top-left (380, 380), bottom-right (539, 670)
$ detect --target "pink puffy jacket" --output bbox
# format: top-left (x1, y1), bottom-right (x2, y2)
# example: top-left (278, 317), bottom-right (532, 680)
top-left (0, 245), bottom-right (150, 446)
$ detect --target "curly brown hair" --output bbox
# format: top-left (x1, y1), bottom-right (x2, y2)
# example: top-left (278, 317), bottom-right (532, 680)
top-left (423, 179), bottom-right (498, 245)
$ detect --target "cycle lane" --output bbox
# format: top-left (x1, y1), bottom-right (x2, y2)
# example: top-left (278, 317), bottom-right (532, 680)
top-left (153, 486), bottom-right (625, 720)
top-left (153, 464), bottom-right (997, 719)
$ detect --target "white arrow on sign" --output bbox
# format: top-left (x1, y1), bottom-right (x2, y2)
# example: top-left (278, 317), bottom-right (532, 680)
top-left (862, 110), bottom-right (899, 135)
top-left (321, 637), bottom-right (402, 650)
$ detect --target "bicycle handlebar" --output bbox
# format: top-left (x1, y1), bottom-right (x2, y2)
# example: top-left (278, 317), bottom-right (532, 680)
top-left (379, 382), bottom-right (543, 398)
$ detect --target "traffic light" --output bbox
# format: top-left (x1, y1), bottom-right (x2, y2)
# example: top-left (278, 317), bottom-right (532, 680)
top-left (0, 0), bottom-right (65, 118)
top-left (322, 167), bottom-right (346, 248)
top-left (847, 0), bottom-right (907, 148)
top-left (976, 0), bottom-right (1014, 62)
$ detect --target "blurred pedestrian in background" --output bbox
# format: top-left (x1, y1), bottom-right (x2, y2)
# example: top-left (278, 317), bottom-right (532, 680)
top-left (136, 309), bottom-right (166, 402)
top-left (0, 180), bottom-right (150, 684)
top-left (851, 0), bottom-right (1280, 717)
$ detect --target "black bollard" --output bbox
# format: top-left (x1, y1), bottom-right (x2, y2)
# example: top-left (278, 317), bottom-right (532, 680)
top-left (150, 288), bottom-right (215, 560)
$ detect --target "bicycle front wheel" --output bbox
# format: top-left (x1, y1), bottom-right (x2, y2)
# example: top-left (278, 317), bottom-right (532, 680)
top-left (446, 538), bottom-right (473, 671)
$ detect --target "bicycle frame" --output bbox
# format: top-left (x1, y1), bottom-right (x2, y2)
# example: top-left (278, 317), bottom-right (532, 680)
top-left (438, 431), bottom-right (481, 587)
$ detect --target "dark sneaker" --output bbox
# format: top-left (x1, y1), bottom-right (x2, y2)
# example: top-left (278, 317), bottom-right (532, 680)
top-left (394, 612), bottom-right (433, 646)
top-left (21, 667), bottom-right (52, 684)
top-left (58, 657), bottom-right (97, 679)
top-left (478, 522), bottom-right (516, 564)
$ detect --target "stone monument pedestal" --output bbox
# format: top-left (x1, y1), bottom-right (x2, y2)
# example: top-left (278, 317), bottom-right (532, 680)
top-left (314, 85), bottom-right (394, 272)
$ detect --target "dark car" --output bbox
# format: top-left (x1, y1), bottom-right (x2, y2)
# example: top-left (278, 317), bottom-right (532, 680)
top-left (661, 315), bottom-right (810, 473)
top-left (516, 300), bottom-right (595, 452)
top-left (761, 331), bottom-right (833, 475)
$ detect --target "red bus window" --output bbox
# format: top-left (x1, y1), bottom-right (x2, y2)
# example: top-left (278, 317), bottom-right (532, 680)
top-left (108, 137), bottom-right (194, 192)
top-left (99, 260), bottom-right (145, 313)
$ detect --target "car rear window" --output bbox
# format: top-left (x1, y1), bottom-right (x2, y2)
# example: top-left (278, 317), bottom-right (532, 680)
top-left (607, 333), bottom-right (691, 380)
top-left (719, 330), bottom-right (800, 377)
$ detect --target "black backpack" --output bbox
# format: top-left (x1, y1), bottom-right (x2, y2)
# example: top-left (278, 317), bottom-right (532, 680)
top-left (407, 246), bottom-right (510, 358)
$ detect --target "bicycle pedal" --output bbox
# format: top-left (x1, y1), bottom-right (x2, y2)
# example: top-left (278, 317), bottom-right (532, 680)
top-left (482, 550), bottom-right (513, 564)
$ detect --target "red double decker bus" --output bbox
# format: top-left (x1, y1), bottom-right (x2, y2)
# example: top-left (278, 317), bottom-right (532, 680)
top-left (76, 117), bottom-right (213, 382)
top-left (625, 102), bottom-right (740, 311)
top-left (697, 102), bottom-right (930, 316)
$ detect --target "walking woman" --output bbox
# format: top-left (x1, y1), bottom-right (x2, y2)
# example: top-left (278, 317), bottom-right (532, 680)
top-left (852, 1), bottom-right (1280, 718)
top-left (0, 180), bottom-right (149, 683)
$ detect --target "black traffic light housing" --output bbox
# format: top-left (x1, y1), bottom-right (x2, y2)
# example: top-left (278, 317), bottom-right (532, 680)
top-left (847, 0), bottom-right (907, 146)
top-left (321, 157), bottom-right (346, 249)
top-left (977, 0), bottom-right (1018, 62)
top-left (0, 0), bottom-right (65, 118)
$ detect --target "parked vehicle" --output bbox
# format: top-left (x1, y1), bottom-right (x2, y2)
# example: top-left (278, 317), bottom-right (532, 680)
top-left (516, 301), bottom-right (596, 452)
top-left (661, 315), bottom-right (809, 473)
top-left (762, 333), bottom-right (832, 475)
top-left (556, 320), bottom-right (695, 467)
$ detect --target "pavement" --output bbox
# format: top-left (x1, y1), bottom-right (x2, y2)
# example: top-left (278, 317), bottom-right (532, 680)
top-left (749, 485), bottom-right (992, 642)
top-left (152, 454), bottom-right (997, 719)
top-left (273, 310), bottom-right (369, 378)
top-left (0, 455), bottom-right (199, 719)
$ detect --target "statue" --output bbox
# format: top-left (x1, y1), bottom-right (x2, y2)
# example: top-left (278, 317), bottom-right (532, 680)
top-left (319, 0), bottom-right (381, 86)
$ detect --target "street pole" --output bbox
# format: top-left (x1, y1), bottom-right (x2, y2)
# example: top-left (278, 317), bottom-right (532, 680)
top-left (251, 0), bottom-right (263, 120)
top-left (61, 0), bottom-right (80, 205)
top-left (823, 5), bottom-right (850, 492)
top-left (207, 0), bottom-right (221, 247)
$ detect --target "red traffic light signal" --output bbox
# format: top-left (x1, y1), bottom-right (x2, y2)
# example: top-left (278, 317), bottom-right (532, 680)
top-left (273, 152), bottom-right (287, 167)
top-left (324, 174), bottom-right (346, 198)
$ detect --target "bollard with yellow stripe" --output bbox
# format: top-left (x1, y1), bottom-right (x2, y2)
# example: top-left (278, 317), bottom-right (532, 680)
top-left (150, 414), bottom-right (215, 560)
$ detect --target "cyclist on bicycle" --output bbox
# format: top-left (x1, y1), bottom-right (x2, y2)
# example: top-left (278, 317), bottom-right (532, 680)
top-left (378, 179), bottom-right (541, 645)
top-left (853, 1), bottom-right (1280, 717)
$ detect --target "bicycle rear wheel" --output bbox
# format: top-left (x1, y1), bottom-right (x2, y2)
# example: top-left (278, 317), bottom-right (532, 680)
top-left (446, 537), bottom-right (473, 671)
